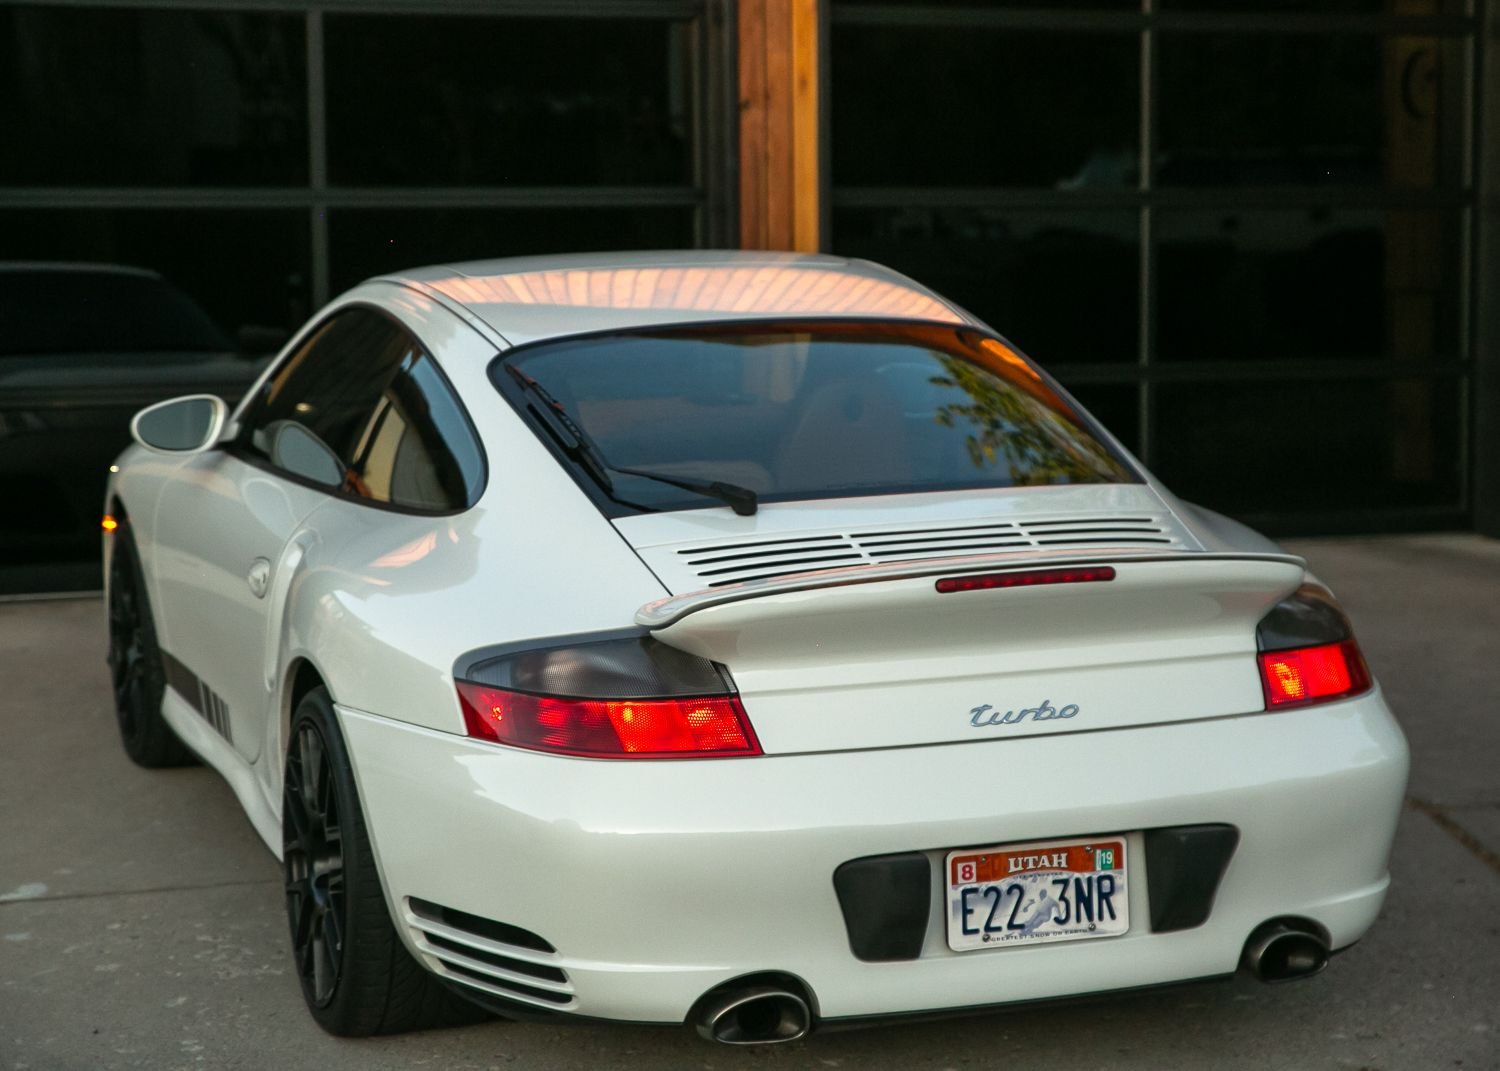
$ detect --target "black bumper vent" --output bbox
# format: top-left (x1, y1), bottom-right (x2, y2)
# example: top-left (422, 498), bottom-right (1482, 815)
top-left (1143, 824), bottom-right (1240, 933)
top-left (833, 852), bottom-right (932, 962)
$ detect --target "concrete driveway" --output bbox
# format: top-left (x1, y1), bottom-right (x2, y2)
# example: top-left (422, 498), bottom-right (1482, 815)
top-left (2, 535), bottom-right (1497, 1071)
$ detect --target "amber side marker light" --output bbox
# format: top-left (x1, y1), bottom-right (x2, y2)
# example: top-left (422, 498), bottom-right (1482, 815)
top-left (101, 515), bottom-right (119, 533)
top-left (936, 566), bottom-right (1116, 594)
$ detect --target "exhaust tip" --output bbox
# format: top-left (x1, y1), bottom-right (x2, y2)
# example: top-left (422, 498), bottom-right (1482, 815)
top-left (1243, 920), bottom-right (1330, 983)
top-left (694, 985), bottom-right (811, 1045)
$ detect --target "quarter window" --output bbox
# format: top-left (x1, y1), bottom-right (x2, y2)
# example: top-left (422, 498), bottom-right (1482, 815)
top-left (238, 307), bottom-right (483, 511)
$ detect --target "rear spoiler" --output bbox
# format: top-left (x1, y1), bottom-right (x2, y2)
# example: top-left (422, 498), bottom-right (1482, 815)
top-left (635, 547), bottom-right (1306, 629)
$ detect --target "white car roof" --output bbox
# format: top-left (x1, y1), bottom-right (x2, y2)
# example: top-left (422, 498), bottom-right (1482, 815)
top-left (377, 250), bottom-right (976, 348)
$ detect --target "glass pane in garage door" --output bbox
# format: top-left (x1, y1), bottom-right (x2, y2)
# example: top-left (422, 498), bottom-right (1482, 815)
top-left (325, 13), bottom-right (695, 187)
top-left (831, 27), bottom-right (1139, 188)
top-left (1153, 376), bottom-right (1463, 519)
top-left (1162, 0), bottom-right (1466, 12)
top-left (1155, 208), bottom-right (1462, 364)
top-left (1157, 33), bottom-right (1466, 189)
top-left (833, 208), bottom-right (1139, 365)
top-left (0, 6), bottom-right (306, 186)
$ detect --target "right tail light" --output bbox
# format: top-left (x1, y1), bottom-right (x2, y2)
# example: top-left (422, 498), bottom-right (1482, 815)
top-left (1255, 583), bottom-right (1373, 709)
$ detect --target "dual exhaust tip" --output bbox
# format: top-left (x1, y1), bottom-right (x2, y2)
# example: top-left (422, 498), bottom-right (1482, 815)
top-left (690, 921), bottom-right (1327, 1046)
top-left (693, 984), bottom-right (812, 1045)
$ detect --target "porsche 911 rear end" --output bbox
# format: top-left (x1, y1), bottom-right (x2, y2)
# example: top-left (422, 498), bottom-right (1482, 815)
top-left (347, 533), bottom-right (1406, 1037)
top-left (341, 300), bottom-right (1408, 1041)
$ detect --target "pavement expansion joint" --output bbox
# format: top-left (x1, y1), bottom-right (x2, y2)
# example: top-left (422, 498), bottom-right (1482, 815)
top-left (0, 877), bottom-right (279, 908)
top-left (1407, 795), bottom-right (1500, 877)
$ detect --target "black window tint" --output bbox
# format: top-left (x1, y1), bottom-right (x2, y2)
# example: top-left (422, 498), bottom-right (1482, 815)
top-left (496, 321), bottom-right (1135, 516)
top-left (240, 308), bottom-right (482, 510)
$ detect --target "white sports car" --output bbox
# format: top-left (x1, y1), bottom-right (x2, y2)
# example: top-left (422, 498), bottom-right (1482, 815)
top-left (104, 251), bottom-right (1408, 1044)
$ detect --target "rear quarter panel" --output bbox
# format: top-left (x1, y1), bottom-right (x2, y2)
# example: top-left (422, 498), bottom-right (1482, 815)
top-left (275, 287), bottom-right (670, 737)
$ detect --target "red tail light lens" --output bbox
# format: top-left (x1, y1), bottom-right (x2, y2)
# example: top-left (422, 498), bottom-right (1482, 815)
top-left (453, 630), bottom-right (760, 758)
top-left (1255, 583), bottom-right (1373, 710)
top-left (457, 682), bottom-right (761, 758)
top-left (1258, 640), bottom-right (1371, 708)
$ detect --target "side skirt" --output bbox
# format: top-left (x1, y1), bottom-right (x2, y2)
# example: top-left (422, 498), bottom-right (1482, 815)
top-left (160, 689), bottom-right (282, 859)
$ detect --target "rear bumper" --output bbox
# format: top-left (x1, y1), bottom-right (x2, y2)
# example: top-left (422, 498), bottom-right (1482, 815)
top-left (339, 689), bottom-right (1407, 1024)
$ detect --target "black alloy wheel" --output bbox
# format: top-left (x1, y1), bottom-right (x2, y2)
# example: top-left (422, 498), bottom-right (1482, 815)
top-left (281, 687), bottom-right (489, 1035)
top-left (106, 524), bottom-right (195, 767)
top-left (284, 715), bottom-right (347, 1008)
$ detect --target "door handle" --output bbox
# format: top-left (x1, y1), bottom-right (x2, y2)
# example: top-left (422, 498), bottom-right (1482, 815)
top-left (247, 558), bottom-right (271, 599)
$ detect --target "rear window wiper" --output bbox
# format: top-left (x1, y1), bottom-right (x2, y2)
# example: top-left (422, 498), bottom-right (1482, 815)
top-left (506, 366), bottom-right (758, 517)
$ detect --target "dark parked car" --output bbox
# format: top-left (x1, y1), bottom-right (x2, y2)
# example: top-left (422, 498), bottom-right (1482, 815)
top-left (0, 263), bottom-right (278, 594)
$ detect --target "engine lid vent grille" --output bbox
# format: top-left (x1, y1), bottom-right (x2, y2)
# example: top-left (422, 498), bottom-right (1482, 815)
top-left (672, 515), bottom-right (1192, 587)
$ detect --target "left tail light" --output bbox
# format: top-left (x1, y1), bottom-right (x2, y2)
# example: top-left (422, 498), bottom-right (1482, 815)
top-left (454, 631), bottom-right (761, 759)
top-left (1255, 583), bottom-right (1372, 709)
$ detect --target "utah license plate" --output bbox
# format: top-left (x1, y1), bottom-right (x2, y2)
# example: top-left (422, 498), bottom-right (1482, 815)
top-left (945, 835), bottom-right (1129, 952)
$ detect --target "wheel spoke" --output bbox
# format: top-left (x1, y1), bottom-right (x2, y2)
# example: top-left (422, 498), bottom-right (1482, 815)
top-left (317, 771), bottom-right (337, 833)
top-left (289, 883), bottom-right (314, 949)
top-left (321, 902), bottom-right (343, 977)
top-left (283, 765), bottom-right (313, 847)
top-left (303, 916), bottom-right (320, 982)
top-left (312, 929), bottom-right (333, 1001)
top-left (299, 731), bottom-right (323, 815)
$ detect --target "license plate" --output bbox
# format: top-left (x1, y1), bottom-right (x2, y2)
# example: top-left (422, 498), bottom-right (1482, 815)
top-left (945, 835), bottom-right (1129, 952)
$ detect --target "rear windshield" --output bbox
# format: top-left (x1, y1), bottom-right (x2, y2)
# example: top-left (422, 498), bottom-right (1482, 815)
top-left (494, 321), bottom-right (1136, 514)
top-left (0, 269), bottom-right (232, 356)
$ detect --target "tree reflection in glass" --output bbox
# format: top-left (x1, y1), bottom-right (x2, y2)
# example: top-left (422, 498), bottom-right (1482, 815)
top-left (930, 355), bottom-right (1131, 486)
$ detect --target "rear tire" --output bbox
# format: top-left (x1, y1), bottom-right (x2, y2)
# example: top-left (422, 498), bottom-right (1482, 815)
top-left (283, 686), bottom-right (490, 1035)
top-left (106, 524), bottom-right (196, 768)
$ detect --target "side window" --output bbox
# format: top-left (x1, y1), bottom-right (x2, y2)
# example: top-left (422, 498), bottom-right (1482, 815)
top-left (237, 307), bottom-right (484, 511)
top-left (348, 349), bottom-right (485, 511)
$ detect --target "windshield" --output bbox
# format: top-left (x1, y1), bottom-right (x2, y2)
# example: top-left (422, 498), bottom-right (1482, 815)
top-left (495, 320), bottom-right (1136, 514)
top-left (0, 269), bottom-right (233, 356)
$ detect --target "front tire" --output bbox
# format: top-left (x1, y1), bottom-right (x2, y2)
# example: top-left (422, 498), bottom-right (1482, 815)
top-left (106, 525), bottom-right (195, 768)
top-left (282, 686), bottom-right (487, 1035)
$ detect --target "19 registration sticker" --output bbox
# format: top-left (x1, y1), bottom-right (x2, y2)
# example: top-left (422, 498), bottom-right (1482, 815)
top-left (946, 835), bottom-right (1129, 952)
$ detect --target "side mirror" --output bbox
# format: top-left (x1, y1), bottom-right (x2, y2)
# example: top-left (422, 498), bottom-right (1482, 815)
top-left (130, 395), bottom-right (228, 454)
top-left (267, 420), bottom-right (343, 487)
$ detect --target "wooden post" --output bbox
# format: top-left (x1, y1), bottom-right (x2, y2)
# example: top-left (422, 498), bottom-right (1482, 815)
top-left (739, 0), bottom-right (821, 251)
